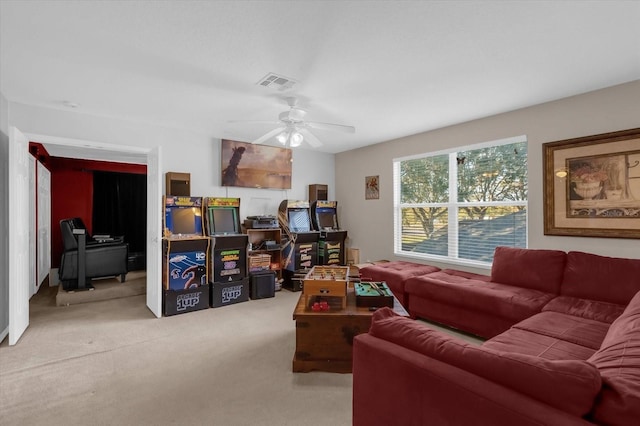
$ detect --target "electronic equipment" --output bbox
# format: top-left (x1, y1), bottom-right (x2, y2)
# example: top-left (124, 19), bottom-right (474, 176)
top-left (208, 207), bottom-right (239, 235)
top-left (204, 198), bottom-right (242, 236)
top-left (278, 200), bottom-right (320, 289)
top-left (203, 198), bottom-right (249, 284)
top-left (311, 200), bottom-right (340, 231)
top-left (311, 200), bottom-right (348, 266)
top-left (164, 196), bottom-right (204, 237)
top-left (250, 271), bottom-right (276, 299)
top-left (244, 215), bottom-right (279, 229)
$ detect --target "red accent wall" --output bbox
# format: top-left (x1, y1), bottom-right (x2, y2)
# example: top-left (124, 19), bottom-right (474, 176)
top-left (40, 150), bottom-right (147, 268)
top-left (50, 168), bottom-right (94, 268)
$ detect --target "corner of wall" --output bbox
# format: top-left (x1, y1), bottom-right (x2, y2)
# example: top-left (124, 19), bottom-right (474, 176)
top-left (0, 93), bottom-right (10, 335)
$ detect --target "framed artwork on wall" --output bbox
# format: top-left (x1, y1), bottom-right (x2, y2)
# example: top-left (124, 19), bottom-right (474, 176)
top-left (365, 175), bottom-right (379, 200)
top-left (221, 139), bottom-right (292, 189)
top-left (543, 128), bottom-right (640, 238)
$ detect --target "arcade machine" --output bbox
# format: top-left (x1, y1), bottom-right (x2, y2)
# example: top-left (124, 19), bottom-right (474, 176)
top-left (278, 200), bottom-right (319, 291)
top-left (203, 197), bottom-right (249, 307)
top-left (311, 200), bottom-right (348, 266)
top-left (162, 196), bottom-right (210, 315)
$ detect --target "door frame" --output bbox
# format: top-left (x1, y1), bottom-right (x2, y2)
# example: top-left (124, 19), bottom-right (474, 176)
top-left (8, 127), bottom-right (30, 345)
top-left (9, 132), bottom-right (162, 343)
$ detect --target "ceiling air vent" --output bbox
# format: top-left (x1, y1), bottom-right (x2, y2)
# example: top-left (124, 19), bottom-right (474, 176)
top-left (256, 73), bottom-right (298, 91)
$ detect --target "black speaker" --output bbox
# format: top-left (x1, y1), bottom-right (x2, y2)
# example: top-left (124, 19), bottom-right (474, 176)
top-left (250, 271), bottom-right (276, 299)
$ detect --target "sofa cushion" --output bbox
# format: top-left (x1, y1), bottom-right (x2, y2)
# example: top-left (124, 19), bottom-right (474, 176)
top-left (490, 246), bottom-right (566, 294)
top-left (561, 251), bottom-right (640, 305)
top-left (512, 311), bottom-right (610, 350)
top-left (369, 308), bottom-right (602, 417)
top-left (441, 269), bottom-right (490, 281)
top-left (483, 328), bottom-right (598, 360)
top-left (359, 261), bottom-right (440, 300)
top-left (588, 290), bottom-right (640, 426)
top-left (543, 296), bottom-right (625, 324)
top-left (404, 272), bottom-right (554, 322)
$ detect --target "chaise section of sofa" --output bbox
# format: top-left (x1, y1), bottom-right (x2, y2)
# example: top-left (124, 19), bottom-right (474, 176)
top-left (353, 308), bottom-right (601, 426)
top-left (404, 247), bottom-right (566, 338)
top-left (405, 272), bottom-right (555, 338)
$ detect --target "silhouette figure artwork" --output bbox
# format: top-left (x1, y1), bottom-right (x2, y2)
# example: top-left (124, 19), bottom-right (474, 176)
top-left (220, 139), bottom-right (292, 189)
top-left (222, 146), bottom-right (246, 186)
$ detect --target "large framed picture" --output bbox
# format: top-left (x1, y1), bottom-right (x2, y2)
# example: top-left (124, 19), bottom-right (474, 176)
top-left (543, 128), bottom-right (640, 238)
top-left (221, 139), bottom-right (292, 189)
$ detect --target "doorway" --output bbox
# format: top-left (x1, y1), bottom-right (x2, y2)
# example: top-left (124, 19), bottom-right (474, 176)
top-left (8, 129), bottom-right (162, 345)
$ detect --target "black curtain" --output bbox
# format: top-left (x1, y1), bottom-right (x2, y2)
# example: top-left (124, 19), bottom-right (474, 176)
top-left (92, 171), bottom-right (147, 254)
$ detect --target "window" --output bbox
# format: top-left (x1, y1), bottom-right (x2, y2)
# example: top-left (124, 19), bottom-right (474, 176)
top-left (393, 136), bottom-right (528, 266)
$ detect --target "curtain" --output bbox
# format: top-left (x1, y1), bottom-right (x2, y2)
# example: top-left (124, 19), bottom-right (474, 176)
top-left (92, 171), bottom-right (147, 254)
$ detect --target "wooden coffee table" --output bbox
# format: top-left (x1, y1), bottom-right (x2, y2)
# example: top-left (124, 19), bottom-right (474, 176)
top-left (292, 286), bottom-right (408, 373)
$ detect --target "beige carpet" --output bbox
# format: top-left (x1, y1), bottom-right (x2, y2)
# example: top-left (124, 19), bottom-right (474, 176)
top-left (0, 284), bottom-right (353, 426)
top-left (55, 270), bottom-right (147, 307)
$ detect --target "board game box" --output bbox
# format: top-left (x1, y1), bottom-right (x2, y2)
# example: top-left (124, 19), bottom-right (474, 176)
top-left (354, 281), bottom-right (394, 308)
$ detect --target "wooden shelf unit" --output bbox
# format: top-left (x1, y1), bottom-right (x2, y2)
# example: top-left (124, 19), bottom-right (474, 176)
top-left (245, 228), bottom-right (282, 280)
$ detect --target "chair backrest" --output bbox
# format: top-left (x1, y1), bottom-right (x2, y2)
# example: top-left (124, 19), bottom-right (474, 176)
top-left (60, 217), bottom-right (88, 250)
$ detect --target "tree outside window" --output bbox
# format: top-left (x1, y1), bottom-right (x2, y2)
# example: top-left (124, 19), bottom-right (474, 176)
top-left (394, 137), bottom-right (528, 265)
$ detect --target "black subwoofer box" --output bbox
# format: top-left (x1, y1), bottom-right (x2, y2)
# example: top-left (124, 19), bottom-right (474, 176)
top-left (250, 271), bottom-right (276, 299)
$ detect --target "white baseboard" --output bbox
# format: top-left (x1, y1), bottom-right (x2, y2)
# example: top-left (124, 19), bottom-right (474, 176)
top-left (0, 326), bottom-right (8, 344)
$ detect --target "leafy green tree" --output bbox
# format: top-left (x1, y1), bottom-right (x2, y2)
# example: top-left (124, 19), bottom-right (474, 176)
top-left (401, 155), bottom-right (448, 237)
top-left (401, 142), bottom-right (527, 238)
top-left (457, 142), bottom-right (528, 219)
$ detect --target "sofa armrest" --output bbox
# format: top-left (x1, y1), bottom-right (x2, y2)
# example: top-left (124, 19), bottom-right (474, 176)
top-left (353, 334), bottom-right (595, 426)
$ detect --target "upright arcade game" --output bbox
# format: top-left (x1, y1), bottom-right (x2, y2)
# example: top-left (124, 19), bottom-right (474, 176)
top-left (311, 200), bottom-right (348, 266)
top-left (162, 196), bottom-right (210, 315)
top-left (204, 197), bottom-right (249, 307)
top-left (278, 200), bottom-right (319, 291)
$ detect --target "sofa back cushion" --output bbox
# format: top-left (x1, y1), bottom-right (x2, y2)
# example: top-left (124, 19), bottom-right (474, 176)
top-left (561, 251), bottom-right (640, 305)
top-left (588, 290), bottom-right (640, 426)
top-left (369, 308), bottom-right (601, 417)
top-left (490, 246), bottom-right (566, 294)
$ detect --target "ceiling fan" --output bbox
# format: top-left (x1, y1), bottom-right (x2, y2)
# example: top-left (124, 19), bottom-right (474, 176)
top-left (229, 97), bottom-right (355, 148)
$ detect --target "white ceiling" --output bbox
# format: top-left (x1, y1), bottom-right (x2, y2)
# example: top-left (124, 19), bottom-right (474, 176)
top-left (1, 1), bottom-right (639, 155)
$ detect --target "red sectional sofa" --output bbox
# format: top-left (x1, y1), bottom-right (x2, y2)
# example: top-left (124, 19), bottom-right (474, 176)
top-left (354, 248), bottom-right (640, 425)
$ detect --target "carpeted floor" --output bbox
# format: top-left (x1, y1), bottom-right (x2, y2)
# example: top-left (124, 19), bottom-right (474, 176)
top-left (55, 270), bottom-right (147, 307)
top-left (0, 283), bottom-right (353, 426)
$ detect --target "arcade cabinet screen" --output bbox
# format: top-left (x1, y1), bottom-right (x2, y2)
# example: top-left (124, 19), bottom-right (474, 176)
top-left (171, 207), bottom-right (198, 234)
top-left (210, 207), bottom-right (238, 235)
top-left (317, 209), bottom-right (336, 230)
top-left (289, 209), bottom-right (311, 232)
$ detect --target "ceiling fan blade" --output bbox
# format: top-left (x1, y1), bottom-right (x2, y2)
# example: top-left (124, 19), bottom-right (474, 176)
top-left (307, 121), bottom-right (355, 134)
top-left (228, 120), bottom-right (281, 126)
top-left (300, 129), bottom-right (322, 148)
top-left (253, 127), bottom-right (285, 145)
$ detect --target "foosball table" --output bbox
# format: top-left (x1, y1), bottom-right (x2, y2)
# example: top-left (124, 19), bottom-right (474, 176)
top-left (302, 265), bottom-right (350, 310)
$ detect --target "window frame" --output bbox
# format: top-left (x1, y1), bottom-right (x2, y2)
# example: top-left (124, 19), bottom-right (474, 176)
top-left (393, 135), bottom-right (528, 269)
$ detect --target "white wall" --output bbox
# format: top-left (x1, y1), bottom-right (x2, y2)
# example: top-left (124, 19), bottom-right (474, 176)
top-left (8, 102), bottom-right (335, 219)
top-left (0, 92), bottom-right (9, 342)
top-left (336, 80), bottom-right (640, 272)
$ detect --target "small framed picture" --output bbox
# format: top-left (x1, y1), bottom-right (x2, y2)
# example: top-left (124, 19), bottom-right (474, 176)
top-left (365, 175), bottom-right (379, 200)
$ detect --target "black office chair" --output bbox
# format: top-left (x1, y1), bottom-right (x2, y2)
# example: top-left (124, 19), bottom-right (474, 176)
top-left (58, 217), bottom-right (129, 290)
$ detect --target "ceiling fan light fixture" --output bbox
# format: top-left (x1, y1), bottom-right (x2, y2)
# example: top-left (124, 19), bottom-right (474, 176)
top-left (276, 131), bottom-right (288, 145)
top-left (290, 131), bottom-right (303, 147)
